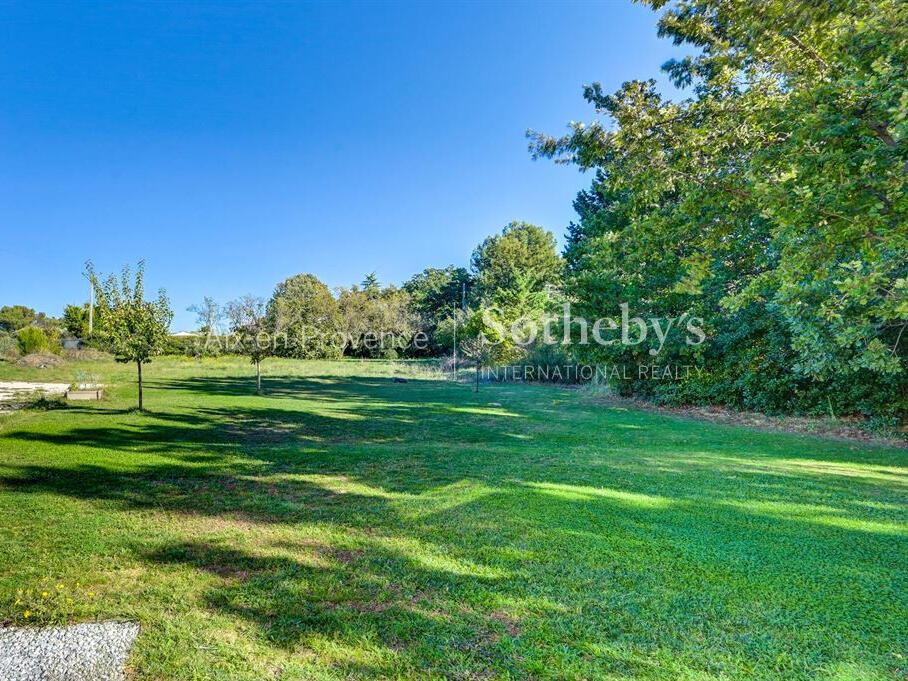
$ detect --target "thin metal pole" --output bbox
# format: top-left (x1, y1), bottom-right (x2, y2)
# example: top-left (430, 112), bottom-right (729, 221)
top-left (88, 278), bottom-right (94, 337)
top-left (452, 304), bottom-right (457, 381)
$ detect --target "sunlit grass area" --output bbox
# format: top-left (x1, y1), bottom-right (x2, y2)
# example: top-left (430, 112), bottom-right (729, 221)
top-left (0, 357), bottom-right (906, 680)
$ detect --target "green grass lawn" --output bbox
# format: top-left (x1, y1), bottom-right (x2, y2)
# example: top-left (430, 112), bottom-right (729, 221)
top-left (0, 357), bottom-right (905, 680)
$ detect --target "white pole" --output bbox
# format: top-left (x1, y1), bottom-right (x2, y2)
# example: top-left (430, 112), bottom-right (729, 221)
top-left (88, 278), bottom-right (94, 337)
top-left (452, 304), bottom-right (457, 381)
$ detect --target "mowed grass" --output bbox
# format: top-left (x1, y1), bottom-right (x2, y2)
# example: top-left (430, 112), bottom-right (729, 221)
top-left (0, 357), bottom-right (906, 680)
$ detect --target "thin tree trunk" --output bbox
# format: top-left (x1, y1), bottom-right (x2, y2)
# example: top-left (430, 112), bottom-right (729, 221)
top-left (256, 359), bottom-right (262, 395)
top-left (475, 362), bottom-right (480, 392)
top-left (137, 359), bottom-right (143, 411)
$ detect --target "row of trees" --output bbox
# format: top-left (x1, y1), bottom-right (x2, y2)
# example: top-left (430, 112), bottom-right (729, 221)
top-left (185, 220), bottom-right (563, 364)
top-left (71, 221), bottom-right (563, 408)
top-left (3, 218), bottom-right (564, 409)
top-left (528, 0), bottom-right (907, 419)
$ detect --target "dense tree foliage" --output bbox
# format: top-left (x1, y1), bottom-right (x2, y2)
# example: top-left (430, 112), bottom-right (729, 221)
top-left (267, 273), bottom-right (343, 359)
top-left (467, 221), bottom-right (564, 362)
top-left (16, 326), bottom-right (49, 355)
top-left (0, 305), bottom-right (44, 332)
top-left (530, 0), bottom-right (907, 418)
top-left (62, 304), bottom-right (90, 339)
top-left (337, 279), bottom-right (418, 359)
top-left (471, 221), bottom-right (562, 310)
top-left (403, 266), bottom-right (473, 354)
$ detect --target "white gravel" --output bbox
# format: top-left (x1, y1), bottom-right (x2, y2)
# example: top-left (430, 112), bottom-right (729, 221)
top-left (0, 621), bottom-right (140, 681)
top-left (0, 382), bottom-right (70, 402)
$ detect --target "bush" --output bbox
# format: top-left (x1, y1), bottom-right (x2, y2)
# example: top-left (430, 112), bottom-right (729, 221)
top-left (522, 342), bottom-right (577, 382)
top-left (864, 415), bottom-right (901, 438)
top-left (17, 326), bottom-right (49, 355)
top-left (0, 331), bottom-right (20, 359)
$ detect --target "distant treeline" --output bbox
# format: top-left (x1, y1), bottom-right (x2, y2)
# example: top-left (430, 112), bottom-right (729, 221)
top-left (180, 220), bottom-right (563, 361)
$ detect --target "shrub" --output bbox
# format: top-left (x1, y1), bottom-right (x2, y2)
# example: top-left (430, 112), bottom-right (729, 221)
top-left (17, 326), bottom-right (49, 355)
top-left (0, 331), bottom-right (20, 359)
top-left (523, 342), bottom-right (577, 382)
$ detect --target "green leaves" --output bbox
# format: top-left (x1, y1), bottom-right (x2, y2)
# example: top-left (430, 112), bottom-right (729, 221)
top-left (85, 260), bottom-right (173, 366)
top-left (532, 0), bottom-right (907, 415)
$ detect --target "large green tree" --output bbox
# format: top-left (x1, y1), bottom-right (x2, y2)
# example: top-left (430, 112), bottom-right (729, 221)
top-left (267, 273), bottom-right (343, 359)
top-left (531, 0), bottom-right (907, 416)
top-left (86, 261), bottom-right (173, 411)
top-left (402, 265), bottom-right (473, 354)
top-left (0, 305), bottom-right (41, 332)
top-left (468, 222), bottom-right (563, 364)
top-left (471, 221), bottom-right (562, 310)
top-left (62, 304), bottom-right (90, 339)
top-left (337, 281), bottom-right (418, 358)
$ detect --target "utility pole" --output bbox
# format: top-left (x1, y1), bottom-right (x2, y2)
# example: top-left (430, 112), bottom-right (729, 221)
top-left (452, 304), bottom-right (457, 381)
top-left (82, 272), bottom-right (94, 338)
top-left (452, 281), bottom-right (467, 382)
top-left (88, 278), bottom-right (94, 337)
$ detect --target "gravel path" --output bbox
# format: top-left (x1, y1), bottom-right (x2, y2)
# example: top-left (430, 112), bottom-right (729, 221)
top-left (0, 622), bottom-right (140, 681)
top-left (0, 382), bottom-right (70, 401)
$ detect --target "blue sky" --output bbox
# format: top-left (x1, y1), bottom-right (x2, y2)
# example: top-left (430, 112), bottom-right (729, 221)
top-left (1, 1), bottom-right (682, 330)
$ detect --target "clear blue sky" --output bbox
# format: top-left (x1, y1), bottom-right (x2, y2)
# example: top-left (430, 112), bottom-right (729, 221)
top-left (1, 1), bottom-right (681, 330)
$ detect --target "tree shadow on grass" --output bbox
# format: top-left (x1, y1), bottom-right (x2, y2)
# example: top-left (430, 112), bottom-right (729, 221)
top-left (2, 372), bottom-right (908, 677)
top-left (0, 460), bottom-right (407, 528)
top-left (130, 479), bottom-right (908, 678)
top-left (3, 453), bottom-right (907, 677)
top-left (137, 535), bottom-right (548, 678)
top-left (3, 372), bottom-right (906, 511)
top-left (145, 374), bottom-right (456, 403)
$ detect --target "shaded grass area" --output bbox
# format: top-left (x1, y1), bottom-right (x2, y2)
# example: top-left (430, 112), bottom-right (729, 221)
top-left (0, 357), bottom-right (906, 680)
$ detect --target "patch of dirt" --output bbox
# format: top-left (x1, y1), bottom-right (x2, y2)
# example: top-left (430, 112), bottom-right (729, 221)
top-left (488, 610), bottom-right (521, 637)
top-left (332, 548), bottom-right (364, 564)
top-left (343, 600), bottom-right (394, 613)
top-left (62, 348), bottom-right (113, 361)
top-left (592, 395), bottom-right (908, 448)
top-left (15, 353), bottom-right (64, 368)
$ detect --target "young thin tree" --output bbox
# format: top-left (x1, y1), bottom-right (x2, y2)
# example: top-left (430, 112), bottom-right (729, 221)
top-left (188, 296), bottom-right (223, 355)
top-left (460, 334), bottom-right (493, 393)
top-left (459, 310), bottom-right (498, 392)
top-left (86, 260), bottom-right (173, 411)
top-left (226, 295), bottom-right (269, 395)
